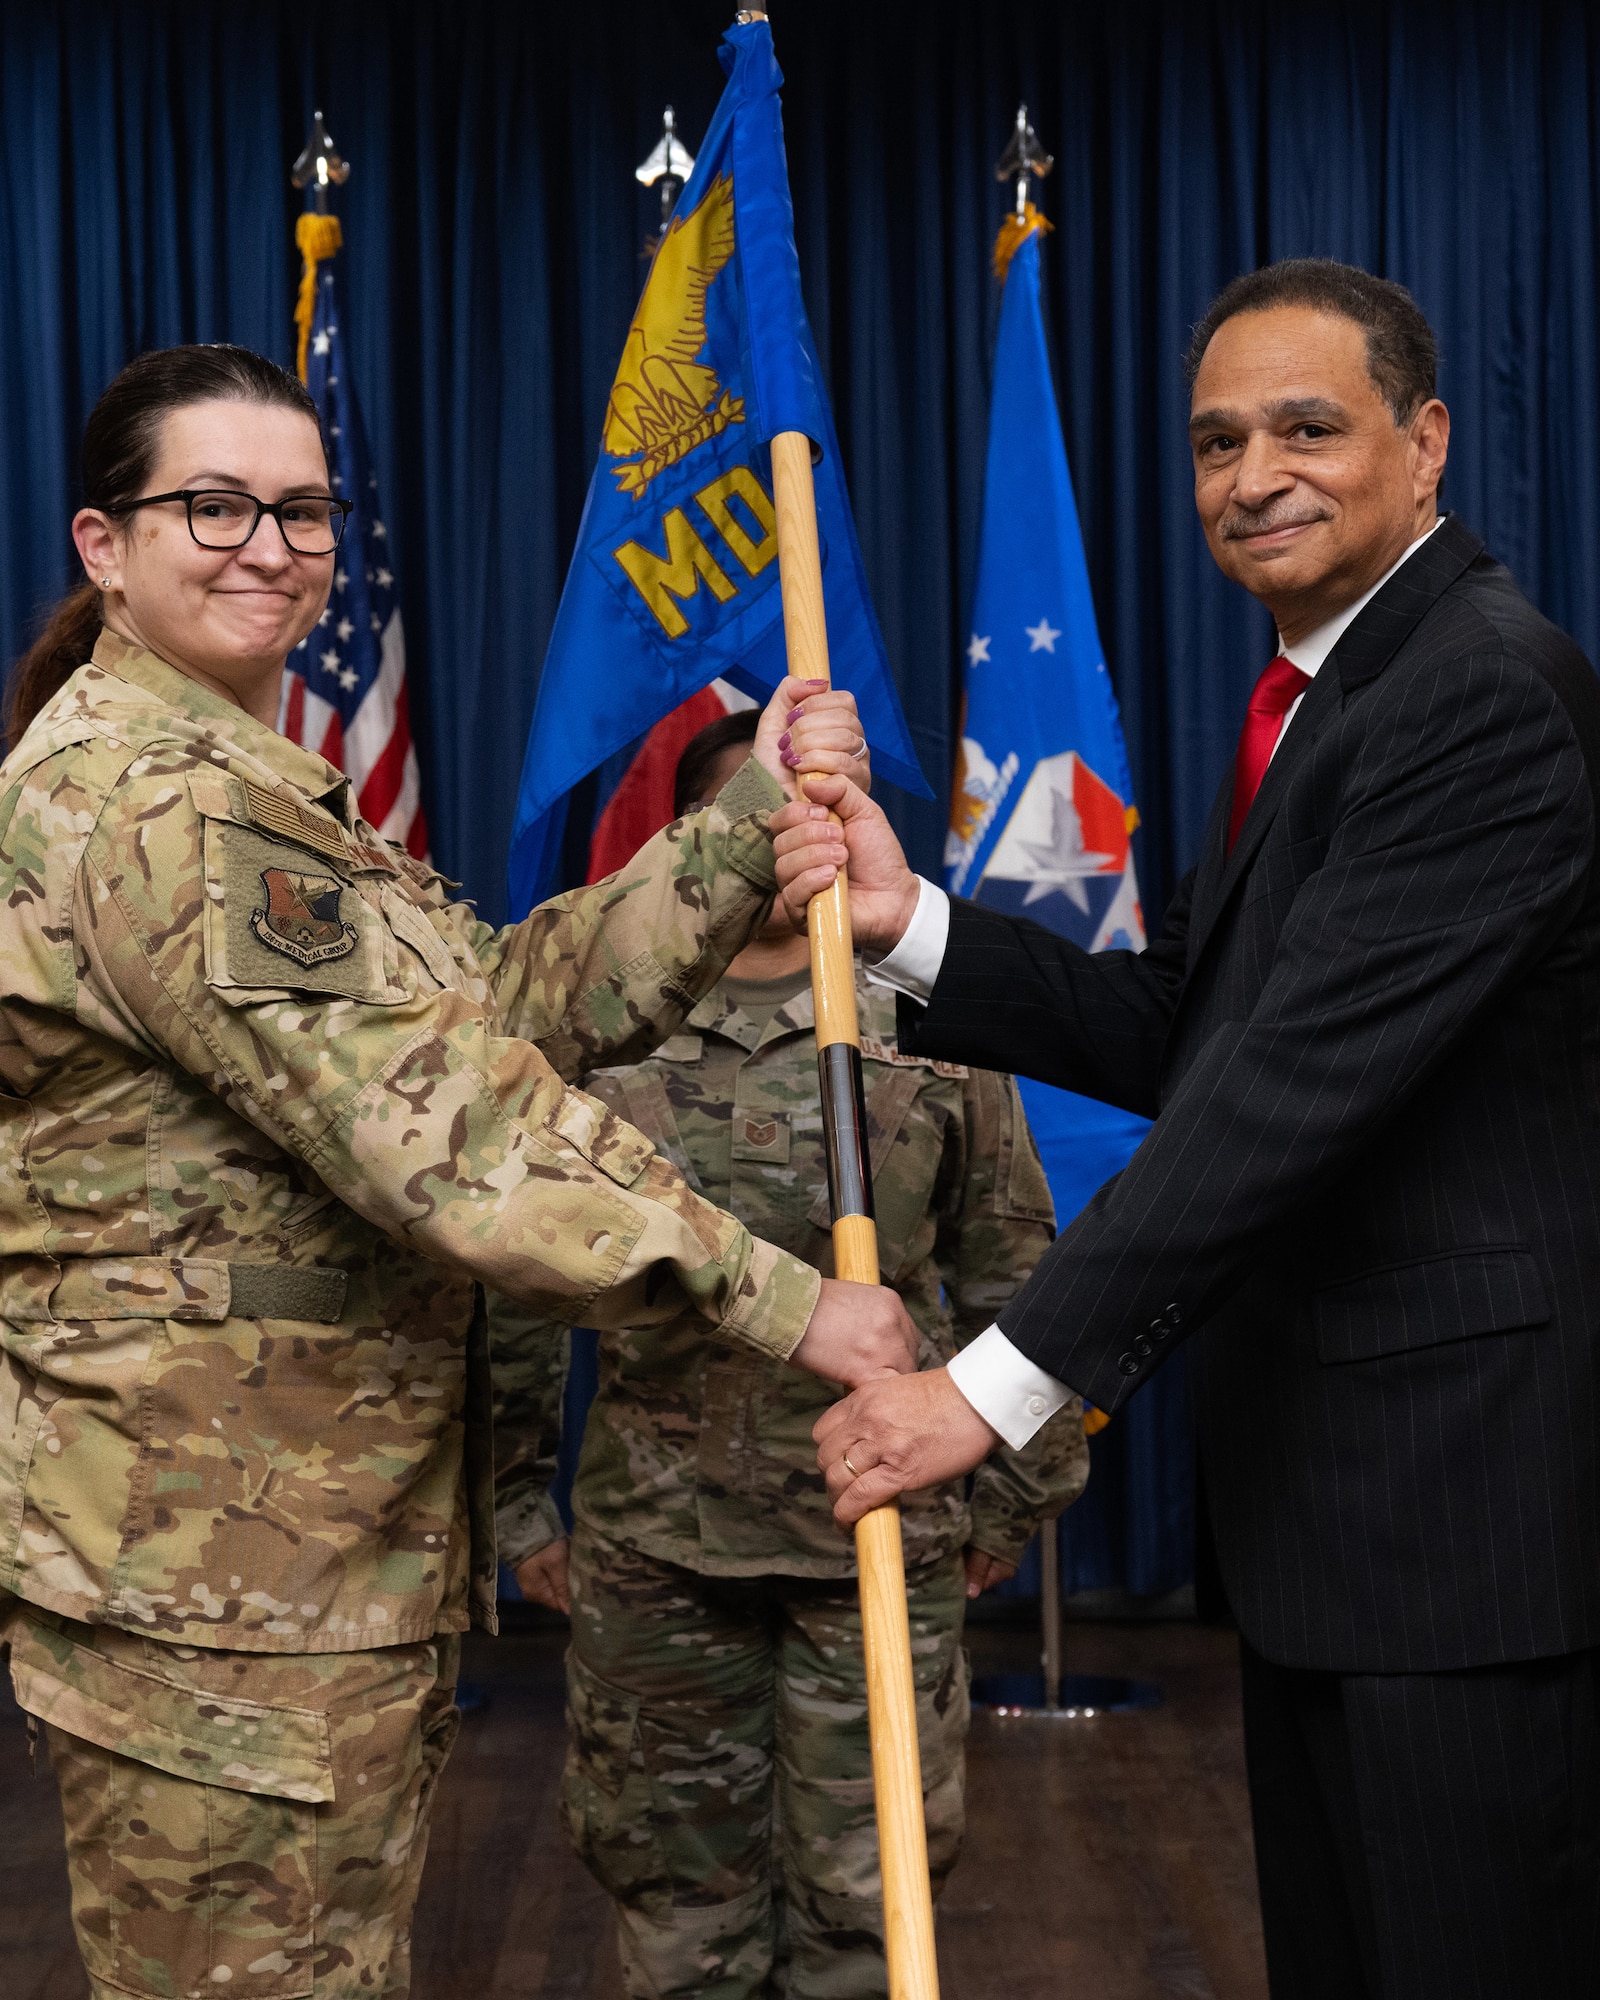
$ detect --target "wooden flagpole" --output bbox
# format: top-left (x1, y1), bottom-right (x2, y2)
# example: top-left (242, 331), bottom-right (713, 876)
top-left (769, 428), bottom-right (942, 2000)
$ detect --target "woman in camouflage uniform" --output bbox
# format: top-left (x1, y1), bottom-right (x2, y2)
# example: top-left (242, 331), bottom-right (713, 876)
top-left (0, 346), bottom-right (917, 2000)
top-left (500, 711), bottom-right (1090, 2000)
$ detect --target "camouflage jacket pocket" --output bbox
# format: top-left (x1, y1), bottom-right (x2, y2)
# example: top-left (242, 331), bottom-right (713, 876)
top-left (196, 802), bottom-right (402, 1006)
top-left (550, 1089), bottom-right (657, 1188)
top-left (7, 1613), bottom-right (333, 1802)
top-left (586, 1066), bottom-right (701, 1189)
top-left (380, 880), bottom-right (474, 994)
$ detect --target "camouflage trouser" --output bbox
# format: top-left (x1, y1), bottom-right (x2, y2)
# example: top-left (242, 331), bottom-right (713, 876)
top-left (561, 1527), bottom-right (970, 2000)
top-left (0, 1594), bottom-right (460, 2000)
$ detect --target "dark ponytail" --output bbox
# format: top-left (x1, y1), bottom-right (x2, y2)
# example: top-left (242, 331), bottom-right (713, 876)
top-left (5, 584), bottom-right (104, 751)
top-left (6, 344), bottom-right (321, 751)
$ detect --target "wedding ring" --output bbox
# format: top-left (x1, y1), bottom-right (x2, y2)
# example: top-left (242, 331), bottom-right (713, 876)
top-left (842, 1450), bottom-right (862, 1478)
top-left (851, 737), bottom-right (868, 761)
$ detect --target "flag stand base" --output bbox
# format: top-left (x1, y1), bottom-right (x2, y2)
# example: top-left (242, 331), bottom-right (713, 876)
top-left (968, 1515), bottom-right (1163, 1718)
top-left (969, 1669), bottom-right (1162, 1718)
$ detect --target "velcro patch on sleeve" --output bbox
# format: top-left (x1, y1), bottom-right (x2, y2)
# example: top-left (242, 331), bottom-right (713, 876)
top-left (241, 779), bottom-right (396, 876)
top-left (205, 819), bottom-right (395, 1002)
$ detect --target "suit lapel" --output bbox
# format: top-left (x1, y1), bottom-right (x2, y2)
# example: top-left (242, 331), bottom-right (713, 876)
top-left (1331, 514), bottom-right (1482, 696)
top-left (1182, 515), bottom-right (1485, 974)
top-left (1184, 783), bottom-right (1234, 971)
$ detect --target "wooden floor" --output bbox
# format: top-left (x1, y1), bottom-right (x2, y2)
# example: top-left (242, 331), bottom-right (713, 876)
top-left (1, 1611), bottom-right (1267, 2000)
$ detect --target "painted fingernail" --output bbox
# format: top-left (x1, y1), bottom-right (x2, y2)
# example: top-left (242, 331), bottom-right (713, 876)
top-left (805, 678), bottom-right (827, 687)
top-left (777, 731), bottom-right (791, 751)
top-left (783, 751), bottom-right (800, 767)
top-left (786, 706), bottom-right (804, 724)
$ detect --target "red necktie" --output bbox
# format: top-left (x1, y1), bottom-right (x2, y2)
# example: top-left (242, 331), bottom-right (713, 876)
top-left (1227, 655), bottom-right (1312, 853)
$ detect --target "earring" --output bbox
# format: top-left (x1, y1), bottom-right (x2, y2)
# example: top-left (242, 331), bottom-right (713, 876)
top-left (99, 577), bottom-right (110, 588)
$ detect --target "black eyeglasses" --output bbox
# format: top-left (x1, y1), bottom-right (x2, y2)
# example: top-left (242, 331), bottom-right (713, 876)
top-left (115, 488), bottom-right (354, 556)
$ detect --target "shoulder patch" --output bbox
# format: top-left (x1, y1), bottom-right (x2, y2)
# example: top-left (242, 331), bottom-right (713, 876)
top-left (252, 867), bottom-right (361, 966)
top-left (859, 1033), bottom-right (968, 1079)
top-left (203, 817), bottom-right (396, 1003)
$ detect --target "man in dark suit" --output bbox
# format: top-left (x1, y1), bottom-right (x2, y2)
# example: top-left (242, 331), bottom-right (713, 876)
top-left (770, 258), bottom-right (1600, 1998)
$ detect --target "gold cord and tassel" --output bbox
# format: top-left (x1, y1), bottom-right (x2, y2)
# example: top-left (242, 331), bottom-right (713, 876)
top-left (293, 212), bottom-right (344, 384)
top-left (992, 199), bottom-right (1053, 284)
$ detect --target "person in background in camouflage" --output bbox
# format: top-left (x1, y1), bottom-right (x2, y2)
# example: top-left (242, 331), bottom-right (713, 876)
top-left (0, 344), bottom-right (920, 2000)
top-left (499, 708), bottom-right (1089, 2000)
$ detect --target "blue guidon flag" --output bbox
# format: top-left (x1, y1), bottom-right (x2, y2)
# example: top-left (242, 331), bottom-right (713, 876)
top-left (506, 12), bottom-right (927, 914)
top-left (280, 218), bottom-right (428, 859)
top-left (947, 211), bottom-right (1151, 1227)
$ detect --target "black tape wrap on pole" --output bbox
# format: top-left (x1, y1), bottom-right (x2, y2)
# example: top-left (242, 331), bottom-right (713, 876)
top-left (818, 1042), bottom-right (875, 1222)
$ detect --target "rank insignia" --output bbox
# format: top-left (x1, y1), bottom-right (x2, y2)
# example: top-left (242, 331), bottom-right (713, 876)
top-left (251, 867), bottom-right (360, 966)
top-left (733, 1112), bottom-right (790, 1164)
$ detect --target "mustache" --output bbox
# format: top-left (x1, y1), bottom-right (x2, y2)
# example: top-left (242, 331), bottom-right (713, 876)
top-left (1218, 502), bottom-right (1333, 542)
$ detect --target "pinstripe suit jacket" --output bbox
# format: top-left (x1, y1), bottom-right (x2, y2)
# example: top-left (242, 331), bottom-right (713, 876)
top-left (900, 516), bottom-right (1600, 1672)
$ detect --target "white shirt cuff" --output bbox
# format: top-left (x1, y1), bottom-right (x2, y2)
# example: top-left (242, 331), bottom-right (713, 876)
top-left (947, 1323), bottom-right (1075, 1451)
top-left (862, 876), bottom-right (949, 1002)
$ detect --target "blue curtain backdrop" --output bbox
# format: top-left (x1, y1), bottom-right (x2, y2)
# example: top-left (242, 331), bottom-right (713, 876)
top-left (7, 0), bottom-right (1600, 1598)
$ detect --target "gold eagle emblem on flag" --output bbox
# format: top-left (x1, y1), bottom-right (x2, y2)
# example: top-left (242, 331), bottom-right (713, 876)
top-left (251, 867), bottom-right (360, 966)
top-left (603, 174), bottom-right (745, 497)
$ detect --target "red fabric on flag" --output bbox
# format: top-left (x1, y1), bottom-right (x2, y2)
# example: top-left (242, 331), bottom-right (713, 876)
top-left (283, 672), bottom-right (305, 747)
top-left (279, 639), bottom-right (427, 861)
top-left (1227, 655), bottom-right (1311, 853)
top-left (357, 679), bottom-right (412, 840)
top-left (587, 686), bottom-right (735, 884)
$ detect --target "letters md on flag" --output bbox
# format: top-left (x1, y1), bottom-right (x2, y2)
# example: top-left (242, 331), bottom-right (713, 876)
top-left (507, 13), bottom-right (927, 915)
top-left (947, 215), bottom-right (1150, 1224)
top-left (280, 215), bottom-right (428, 859)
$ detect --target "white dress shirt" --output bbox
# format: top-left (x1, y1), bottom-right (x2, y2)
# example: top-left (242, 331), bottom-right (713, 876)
top-left (868, 518), bottom-right (1444, 1450)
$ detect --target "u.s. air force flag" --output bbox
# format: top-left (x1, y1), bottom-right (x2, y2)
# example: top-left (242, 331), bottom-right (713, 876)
top-left (507, 14), bottom-right (927, 915)
top-left (947, 214), bottom-right (1151, 1223)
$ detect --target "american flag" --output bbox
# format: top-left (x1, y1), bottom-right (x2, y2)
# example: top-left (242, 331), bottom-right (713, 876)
top-left (281, 235), bottom-right (428, 858)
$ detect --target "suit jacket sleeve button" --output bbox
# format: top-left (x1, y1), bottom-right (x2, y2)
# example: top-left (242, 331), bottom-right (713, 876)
top-left (1132, 1335), bottom-right (1153, 1358)
top-left (1148, 1317), bottom-right (1168, 1339)
top-left (1163, 1304), bottom-right (1183, 1328)
top-left (1117, 1353), bottom-right (1140, 1375)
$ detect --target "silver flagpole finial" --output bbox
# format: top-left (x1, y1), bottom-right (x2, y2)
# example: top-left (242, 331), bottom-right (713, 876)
top-left (637, 106), bottom-right (697, 253)
top-left (995, 103), bottom-right (1053, 221)
top-left (292, 111), bottom-right (351, 215)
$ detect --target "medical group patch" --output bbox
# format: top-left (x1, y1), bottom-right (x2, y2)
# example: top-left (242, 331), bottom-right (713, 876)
top-left (251, 867), bottom-right (360, 967)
